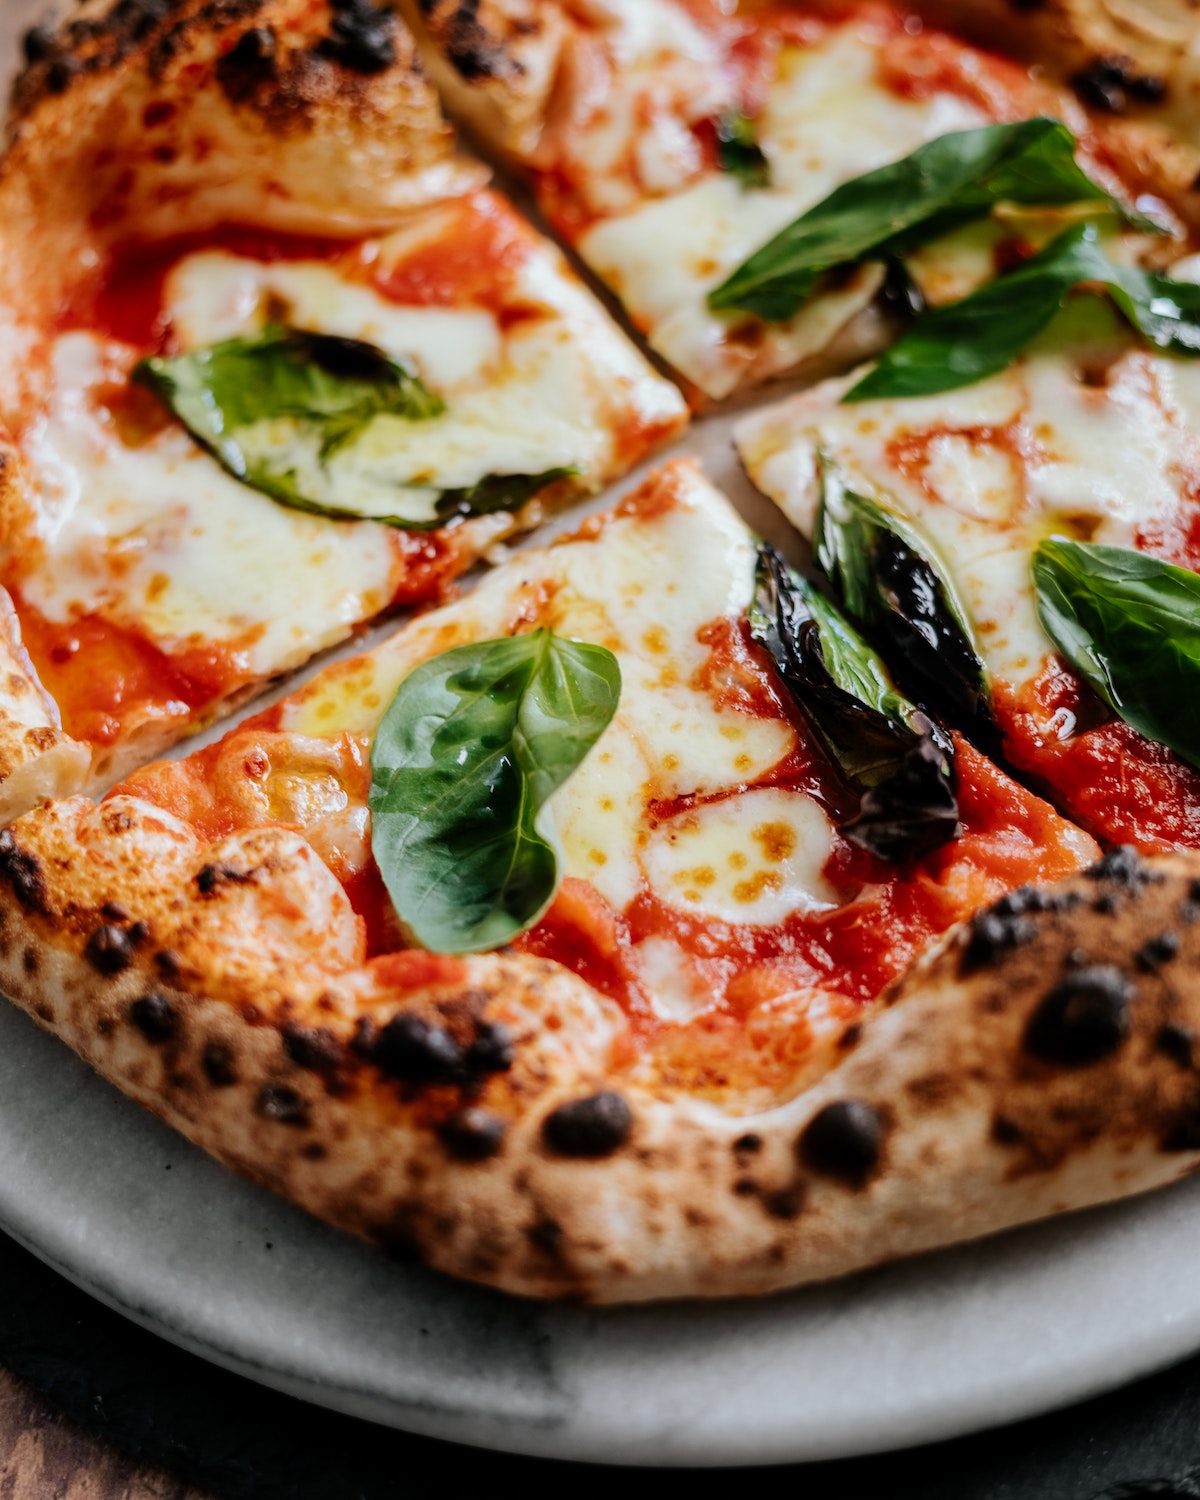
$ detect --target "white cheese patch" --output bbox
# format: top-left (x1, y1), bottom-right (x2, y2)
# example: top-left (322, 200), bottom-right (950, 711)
top-left (734, 312), bottom-right (1200, 701)
top-left (579, 24), bottom-right (985, 397)
top-left (283, 468), bottom-right (815, 917)
top-left (642, 787), bottom-right (838, 926)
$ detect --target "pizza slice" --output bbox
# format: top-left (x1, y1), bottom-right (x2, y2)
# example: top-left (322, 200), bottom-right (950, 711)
top-left (8, 458), bottom-right (1195, 1304)
top-left (735, 257), bottom-right (1200, 852)
top-left (403, 0), bottom-right (1179, 403)
top-left (0, 0), bottom-right (686, 818)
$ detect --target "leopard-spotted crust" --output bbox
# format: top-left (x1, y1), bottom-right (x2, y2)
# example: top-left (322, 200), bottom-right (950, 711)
top-left (1, 789), bottom-right (1198, 1302)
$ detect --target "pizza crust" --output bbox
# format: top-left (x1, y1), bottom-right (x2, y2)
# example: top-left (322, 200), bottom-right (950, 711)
top-left (0, 784), bottom-right (1197, 1302)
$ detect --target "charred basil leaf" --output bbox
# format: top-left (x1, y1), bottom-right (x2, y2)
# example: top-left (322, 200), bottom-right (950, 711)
top-left (369, 630), bottom-right (621, 954)
top-left (715, 110), bottom-right (771, 190)
top-left (136, 327), bottom-right (574, 529)
top-left (1033, 538), bottom-right (1200, 769)
top-left (815, 465), bottom-right (1000, 755)
top-left (707, 118), bottom-right (1154, 322)
top-left (750, 545), bottom-right (959, 863)
top-left (847, 221), bottom-right (1200, 400)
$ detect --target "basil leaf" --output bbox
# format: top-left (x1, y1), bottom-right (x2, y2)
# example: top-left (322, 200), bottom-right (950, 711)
top-left (846, 222), bottom-right (1200, 400)
top-left (136, 326), bottom-right (573, 530)
top-left (368, 630), bottom-right (621, 954)
top-left (708, 118), bottom-right (1152, 322)
top-left (751, 545), bottom-right (958, 862)
top-left (1033, 538), bottom-right (1200, 770)
top-left (716, 111), bottom-right (771, 190)
top-left (815, 464), bottom-right (1000, 755)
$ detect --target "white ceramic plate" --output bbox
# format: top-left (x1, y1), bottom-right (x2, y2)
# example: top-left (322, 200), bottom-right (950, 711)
top-left (4, 1), bottom-right (1200, 1468)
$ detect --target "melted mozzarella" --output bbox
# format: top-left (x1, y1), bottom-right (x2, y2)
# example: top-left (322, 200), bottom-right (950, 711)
top-left (579, 24), bottom-right (984, 397)
top-left (735, 308), bottom-right (1200, 704)
top-left (284, 468), bottom-right (829, 929)
top-left (11, 238), bottom-right (683, 679)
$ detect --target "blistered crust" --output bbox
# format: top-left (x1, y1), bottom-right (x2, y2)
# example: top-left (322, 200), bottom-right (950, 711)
top-left (1, 787), bottom-right (1199, 1301)
top-left (2, 0), bottom-right (485, 261)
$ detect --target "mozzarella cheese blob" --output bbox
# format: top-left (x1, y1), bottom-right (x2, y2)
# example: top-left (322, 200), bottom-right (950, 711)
top-left (579, 23), bottom-right (985, 397)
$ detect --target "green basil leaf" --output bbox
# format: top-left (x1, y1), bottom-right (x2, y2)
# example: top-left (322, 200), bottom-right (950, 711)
top-left (136, 326), bottom-right (575, 530)
top-left (707, 117), bottom-right (1153, 322)
top-left (846, 222), bottom-right (1200, 400)
top-left (1032, 538), bottom-right (1200, 769)
top-left (368, 629), bottom-right (621, 954)
top-left (715, 110), bottom-right (772, 190)
top-left (815, 463), bottom-right (1000, 755)
top-left (751, 545), bottom-right (959, 862)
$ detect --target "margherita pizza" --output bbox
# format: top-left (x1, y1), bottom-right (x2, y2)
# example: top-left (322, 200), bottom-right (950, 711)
top-left (5, 0), bottom-right (1200, 1304)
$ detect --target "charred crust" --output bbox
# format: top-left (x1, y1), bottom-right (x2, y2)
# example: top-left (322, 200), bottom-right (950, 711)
top-left (201, 1040), bottom-right (238, 1088)
top-left (733, 1132), bottom-right (763, 1155)
top-left (215, 25), bottom-right (278, 102)
top-left (85, 924), bottom-right (135, 976)
top-left (1163, 1090), bottom-right (1200, 1152)
top-left (527, 1218), bottom-right (563, 1258)
top-left (281, 1023), bottom-right (342, 1075)
top-left (101, 901), bottom-right (131, 923)
top-left (1085, 845), bottom-right (1161, 889)
top-left (1093, 891), bottom-right (1120, 915)
top-left (0, 831), bottom-right (48, 914)
top-left (464, 1019), bottom-right (514, 1078)
top-left (762, 1184), bottom-right (805, 1220)
top-left (21, 22), bottom-right (57, 65)
top-left (1157, 1023), bottom-right (1195, 1067)
top-left (129, 993), bottom-right (179, 1044)
top-left (195, 862), bottom-right (257, 897)
top-left (1137, 932), bottom-right (1180, 972)
top-left (155, 948), bottom-right (184, 978)
top-left (424, 0), bottom-right (521, 83)
top-left (961, 908), bottom-right (1037, 975)
top-left (732, 1177), bottom-right (758, 1197)
top-left (438, 1107), bottom-right (506, 1162)
top-left (21, 948), bottom-right (37, 976)
top-left (542, 1092), bottom-right (633, 1159)
top-left (798, 1100), bottom-right (886, 1187)
top-left (256, 1083), bottom-right (309, 1127)
top-left (366, 1012), bottom-right (514, 1089)
top-left (1073, 55), bottom-right (1167, 114)
top-left (317, 0), bottom-right (398, 75)
top-left (992, 1113), bottom-right (1024, 1146)
top-left (1024, 966), bottom-right (1133, 1066)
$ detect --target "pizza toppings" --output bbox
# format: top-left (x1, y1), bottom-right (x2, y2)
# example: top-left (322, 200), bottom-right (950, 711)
top-left (1032, 538), bottom-right (1200, 770)
top-left (714, 110), bottom-right (772, 191)
top-left (850, 222), bottom-right (1200, 400)
top-left (368, 630), bottom-right (621, 955)
top-left (749, 543), bottom-right (959, 862)
top-left (1023, 965), bottom-right (1134, 1064)
top-left (708, 118), bottom-right (1149, 324)
top-left (542, 1092), bottom-right (634, 1159)
top-left (798, 1098), bottom-right (886, 1186)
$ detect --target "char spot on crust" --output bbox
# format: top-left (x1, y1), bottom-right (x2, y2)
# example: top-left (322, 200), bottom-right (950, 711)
top-left (542, 1092), bottom-right (633, 1159)
top-left (215, 24), bottom-right (277, 101)
top-left (195, 862), bottom-right (257, 897)
top-left (1085, 845), bottom-right (1161, 889)
top-left (101, 901), bottom-right (131, 923)
top-left (1073, 55), bottom-right (1167, 113)
top-left (799, 1100), bottom-right (886, 1187)
top-left (763, 1184), bottom-right (805, 1220)
top-left (129, 993), bottom-right (178, 1044)
top-left (527, 1218), bottom-right (564, 1258)
top-left (1024, 966), bottom-right (1133, 1066)
top-left (85, 924), bottom-right (135, 976)
top-left (368, 1013), bottom-right (464, 1084)
top-left (256, 1083), bottom-right (310, 1127)
top-left (21, 22), bottom-right (56, 65)
top-left (155, 948), bottom-right (183, 978)
top-left (281, 1023), bottom-right (342, 1074)
top-left (733, 1132), bottom-right (763, 1156)
top-left (202, 1040), bottom-right (238, 1088)
top-left (1137, 932), bottom-right (1181, 972)
top-left (1157, 1023), bottom-right (1195, 1067)
top-left (961, 908), bottom-right (1037, 975)
top-left (21, 947), bottom-right (37, 976)
top-left (1163, 1090), bottom-right (1200, 1151)
top-left (438, 1107), bottom-right (507, 1162)
top-left (992, 1114), bottom-right (1023, 1146)
top-left (0, 831), bottom-right (49, 914)
top-left (317, 0), bottom-right (398, 74)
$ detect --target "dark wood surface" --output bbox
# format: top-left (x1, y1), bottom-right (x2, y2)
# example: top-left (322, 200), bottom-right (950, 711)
top-left (0, 1221), bottom-right (1197, 1500)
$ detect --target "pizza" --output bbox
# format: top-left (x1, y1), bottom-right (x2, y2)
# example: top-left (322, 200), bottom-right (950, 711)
top-left (6, 0), bottom-right (1200, 1306)
top-left (0, 0), bottom-right (685, 819)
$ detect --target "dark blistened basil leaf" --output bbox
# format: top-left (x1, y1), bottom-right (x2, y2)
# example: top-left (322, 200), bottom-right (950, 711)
top-left (707, 118), bottom-right (1152, 322)
top-left (846, 222), bottom-right (1200, 400)
top-left (751, 545), bottom-right (959, 863)
top-left (435, 467), bottom-right (578, 520)
top-left (1032, 538), bottom-right (1200, 769)
top-left (368, 630), bottom-right (621, 954)
top-left (815, 465), bottom-right (1000, 755)
top-left (716, 110), bottom-right (772, 190)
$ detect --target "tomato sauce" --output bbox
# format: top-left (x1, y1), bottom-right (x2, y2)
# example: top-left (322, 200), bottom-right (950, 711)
top-left (998, 665), bottom-right (1200, 851)
top-left (14, 594), bottom-right (258, 747)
